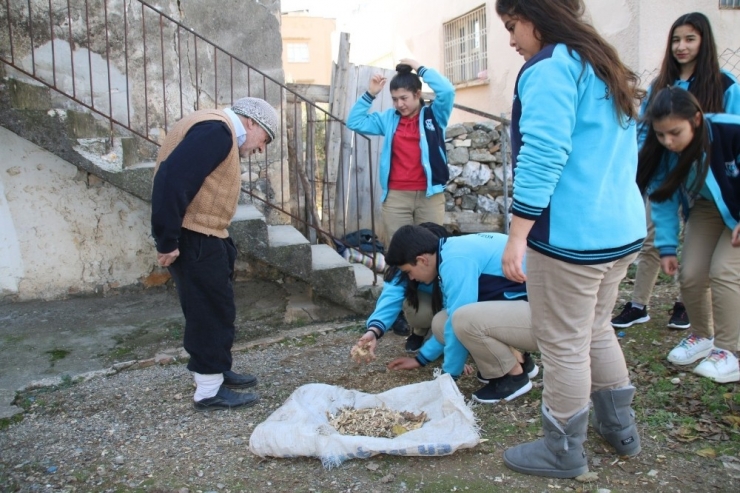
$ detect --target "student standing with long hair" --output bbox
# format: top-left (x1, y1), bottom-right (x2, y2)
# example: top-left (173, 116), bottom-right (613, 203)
top-left (612, 12), bottom-right (740, 330)
top-left (637, 86), bottom-right (740, 383)
top-left (496, 0), bottom-right (646, 478)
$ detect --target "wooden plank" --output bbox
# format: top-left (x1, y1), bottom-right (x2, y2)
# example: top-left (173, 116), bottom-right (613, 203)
top-left (285, 101), bottom-right (306, 232)
top-left (298, 103), bottom-right (334, 247)
top-left (337, 64), bottom-right (360, 237)
top-left (370, 67), bottom-right (396, 244)
top-left (444, 210), bottom-right (505, 233)
top-left (347, 65), bottom-right (379, 236)
top-left (327, 33), bottom-right (351, 235)
top-left (286, 83), bottom-right (331, 104)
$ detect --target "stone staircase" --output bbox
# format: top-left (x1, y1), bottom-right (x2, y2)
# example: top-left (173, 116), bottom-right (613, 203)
top-left (0, 67), bottom-right (383, 314)
top-left (227, 203), bottom-right (382, 314)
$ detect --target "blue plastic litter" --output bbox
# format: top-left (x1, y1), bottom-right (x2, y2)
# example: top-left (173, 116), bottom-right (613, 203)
top-left (617, 331), bottom-right (626, 338)
top-left (47, 466), bottom-right (57, 474)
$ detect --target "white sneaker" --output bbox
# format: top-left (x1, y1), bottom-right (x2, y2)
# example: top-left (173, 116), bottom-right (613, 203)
top-left (693, 349), bottom-right (740, 383)
top-left (667, 334), bottom-right (714, 365)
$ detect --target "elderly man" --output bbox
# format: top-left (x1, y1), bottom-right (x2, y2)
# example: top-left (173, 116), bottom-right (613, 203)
top-left (151, 97), bottom-right (278, 411)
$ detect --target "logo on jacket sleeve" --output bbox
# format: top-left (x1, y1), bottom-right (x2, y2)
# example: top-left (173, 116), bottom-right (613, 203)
top-left (425, 119), bottom-right (435, 132)
top-left (726, 160), bottom-right (739, 178)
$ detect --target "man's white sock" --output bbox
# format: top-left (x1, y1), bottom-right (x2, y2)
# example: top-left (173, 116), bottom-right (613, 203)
top-left (193, 372), bottom-right (224, 401)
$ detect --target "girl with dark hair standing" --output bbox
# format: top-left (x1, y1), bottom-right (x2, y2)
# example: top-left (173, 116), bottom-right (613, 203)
top-left (612, 12), bottom-right (740, 331)
top-left (496, 0), bottom-right (645, 478)
top-left (347, 59), bottom-right (454, 247)
top-left (637, 86), bottom-right (740, 384)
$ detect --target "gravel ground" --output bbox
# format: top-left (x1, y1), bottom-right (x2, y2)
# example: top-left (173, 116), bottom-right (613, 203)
top-left (1, 315), bottom-right (739, 492)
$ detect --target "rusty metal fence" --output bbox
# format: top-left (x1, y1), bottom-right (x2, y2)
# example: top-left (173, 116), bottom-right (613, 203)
top-left (0, 0), bottom-right (379, 275)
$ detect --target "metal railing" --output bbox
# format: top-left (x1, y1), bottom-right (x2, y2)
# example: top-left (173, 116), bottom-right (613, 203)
top-left (0, 0), bottom-right (380, 279)
top-left (443, 5), bottom-right (488, 85)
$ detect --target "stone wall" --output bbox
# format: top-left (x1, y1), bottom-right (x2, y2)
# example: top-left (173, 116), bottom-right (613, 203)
top-left (443, 121), bottom-right (512, 233)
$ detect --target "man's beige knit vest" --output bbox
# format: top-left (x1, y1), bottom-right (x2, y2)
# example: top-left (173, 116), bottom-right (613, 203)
top-left (154, 109), bottom-right (241, 238)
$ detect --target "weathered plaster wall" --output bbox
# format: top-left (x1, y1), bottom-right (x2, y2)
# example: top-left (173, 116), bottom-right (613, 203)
top-left (4, 0), bottom-right (285, 135)
top-left (0, 126), bottom-right (154, 300)
top-left (0, 0), bottom-right (288, 300)
top-left (339, 0), bottom-right (740, 122)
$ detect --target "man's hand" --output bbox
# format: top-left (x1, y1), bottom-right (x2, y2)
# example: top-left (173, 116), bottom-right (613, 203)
top-left (387, 357), bottom-right (421, 371)
top-left (157, 249), bottom-right (180, 267)
top-left (732, 223), bottom-right (740, 247)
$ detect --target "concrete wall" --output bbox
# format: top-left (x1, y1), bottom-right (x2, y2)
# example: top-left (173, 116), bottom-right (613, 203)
top-left (0, 0), bottom-right (286, 300)
top-left (282, 14), bottom-right (335, 84)
top-left (338, 0), bottom-right (740, 122)
top-left (4, 0), bottom-right (284, 135)
top-left (0, 126), bottom-right (154, 300)
top-left (632, 0), bottom-right (740, 80)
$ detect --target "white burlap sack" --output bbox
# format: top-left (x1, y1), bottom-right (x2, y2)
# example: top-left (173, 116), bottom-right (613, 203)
top-left (248, 374), bottom-right (479, 468)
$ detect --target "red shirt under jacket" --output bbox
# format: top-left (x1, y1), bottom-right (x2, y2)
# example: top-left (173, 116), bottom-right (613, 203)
top-left (389, 113), bottom-right (427, 191)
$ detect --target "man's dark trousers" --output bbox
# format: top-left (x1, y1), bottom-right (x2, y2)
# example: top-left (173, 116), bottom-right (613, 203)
top-left (168, 228), bottom-right (237, 374)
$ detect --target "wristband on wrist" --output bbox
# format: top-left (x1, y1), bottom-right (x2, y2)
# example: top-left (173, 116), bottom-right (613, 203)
top-left (366, 327), bottom-right (382, 339)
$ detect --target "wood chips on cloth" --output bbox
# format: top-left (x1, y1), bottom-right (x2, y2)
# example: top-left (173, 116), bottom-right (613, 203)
top-left (249, 374), bottom-right (479, 468)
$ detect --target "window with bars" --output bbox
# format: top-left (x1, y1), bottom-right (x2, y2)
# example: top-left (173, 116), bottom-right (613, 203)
top-left (720, 0), bottom-right (740, 8)
top-left (443, 5), bottom-right (488, 84)
top-left (287, 43), bottom-right (310, 63)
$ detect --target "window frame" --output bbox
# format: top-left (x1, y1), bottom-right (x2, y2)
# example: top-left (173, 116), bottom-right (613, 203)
top-left (443, 5), bottom-right (488, 85)
top-left (286, 42), bottom-right (310, 63)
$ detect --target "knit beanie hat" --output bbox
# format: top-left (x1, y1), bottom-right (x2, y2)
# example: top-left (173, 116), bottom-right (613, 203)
top-left (231, 97), bottom-right (278, 143)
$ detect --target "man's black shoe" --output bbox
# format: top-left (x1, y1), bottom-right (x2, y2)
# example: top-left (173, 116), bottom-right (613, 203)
top-left (405, 333), bottom-right (425, 353)
top-left (193, 386), bottom-right (259, 411)
top-left (392, 314), bottom-right (411, 336)
top-left (223, 370), bottom-right (258, 389)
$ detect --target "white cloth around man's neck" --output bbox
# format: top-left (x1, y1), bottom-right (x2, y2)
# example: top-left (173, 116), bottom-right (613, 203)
top-left (223, 107), bottom-right (247, 148)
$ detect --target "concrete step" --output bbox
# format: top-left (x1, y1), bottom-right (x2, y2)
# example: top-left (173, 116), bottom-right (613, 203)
top-left (351, 263), bottom-right (384, 312)
top-left (228, 205), bottom-right (381, 314)
top-left (309, 243), bottom-right (356, 307)
top-left (229, 203), bottom-right (269, 260)
top-left (309, 245), bottom-right (382, 314)
top-left (0, 79), bottom-right (156, 202)
top-left (266, 225), bottom-right (312, 280)
top-left (1, 70), bottom-right (381, 315)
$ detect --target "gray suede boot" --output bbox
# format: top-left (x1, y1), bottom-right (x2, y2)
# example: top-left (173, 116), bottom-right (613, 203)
top-left (503, 403), bottom-right (589, 478)
top-left (590, 385), bottom-right (641, 457)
